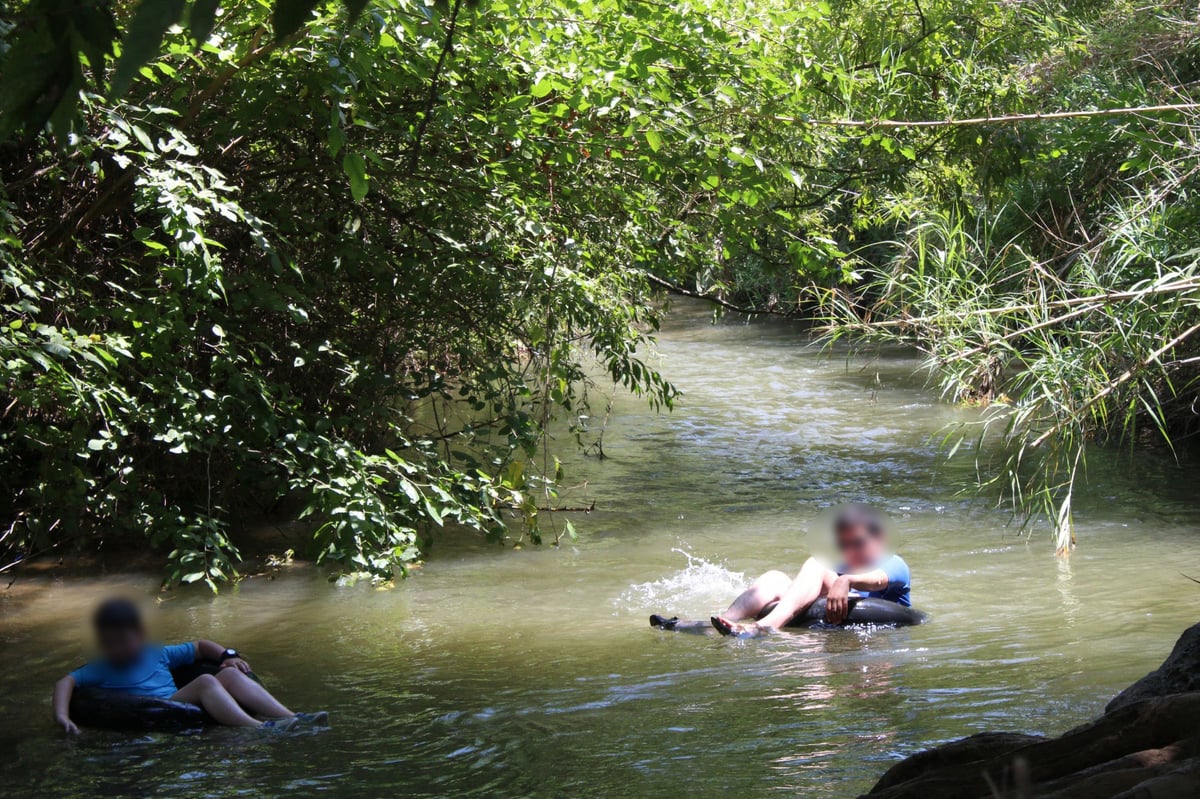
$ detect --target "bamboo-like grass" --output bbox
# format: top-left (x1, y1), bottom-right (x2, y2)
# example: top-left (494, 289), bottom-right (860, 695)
top-left (819, 185), bottom-right (1200, 550)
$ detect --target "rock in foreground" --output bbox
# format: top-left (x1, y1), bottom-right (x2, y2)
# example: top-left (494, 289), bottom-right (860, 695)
top-left (1107, 622), bottom-right (1200, 713)
top-left (861, 622), bottom-right (1200, 798)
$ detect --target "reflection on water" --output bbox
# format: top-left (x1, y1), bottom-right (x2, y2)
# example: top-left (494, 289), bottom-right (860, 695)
top-left (2, 300), bottom-right (1200, 798)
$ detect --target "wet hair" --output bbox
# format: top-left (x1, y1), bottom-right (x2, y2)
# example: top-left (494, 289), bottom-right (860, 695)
top-left (93, 598), bottom-right (143, 632)
top-left (833, 504), bottom-right (885, 539)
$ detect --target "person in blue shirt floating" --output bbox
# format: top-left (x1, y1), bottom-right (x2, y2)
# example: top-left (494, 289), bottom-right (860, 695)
top-left (52, 598), bottom-right (317, 733)
top-left (711, 504), bottom-right (911, 637)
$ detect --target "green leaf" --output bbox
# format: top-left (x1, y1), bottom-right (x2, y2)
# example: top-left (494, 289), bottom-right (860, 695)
top-left (645, 129), bottom-right (662, 153)
top-left (272, 0), bottom-right (320, 40)
top-left (188, 0), bottom-right (221, 44)
top-left (399, 479), bottom-right (419, 503)
top-left (130, 124), bottom-right (155, 151)
top-left (530, 79), bottom-right (555, 98)
top-left (112, 0), bottom-right (187, 97)
top-left (342, 151), bottom-right (368, 202)
top-left (424, 498), bottom-right (444, 526)
top-left (327, 124), bottom-right (346, 157)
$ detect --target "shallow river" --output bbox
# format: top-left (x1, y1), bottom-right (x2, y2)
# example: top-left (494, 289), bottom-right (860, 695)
top-left (3, 301), bottom-right (1200, 798)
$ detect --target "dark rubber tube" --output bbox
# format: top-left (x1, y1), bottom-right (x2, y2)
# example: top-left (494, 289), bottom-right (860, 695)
top-left (69, 660), bottom-right (260, 731)
top-left (760, 597), bottom-right (929, 628)
top-left (68, 689), bottom-right (211, 731)
top-left (649, 597), bottom-right (929, 633)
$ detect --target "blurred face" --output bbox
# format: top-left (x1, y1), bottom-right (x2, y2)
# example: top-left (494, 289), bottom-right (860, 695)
top-left (97, 626), bottom-right (145, 666)
top-left (835, 523), bottom-right (885, 571)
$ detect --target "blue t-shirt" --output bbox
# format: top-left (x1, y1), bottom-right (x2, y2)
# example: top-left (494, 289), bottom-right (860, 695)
top-left (841, 554), bottom-right (911, 607)
top-left (70, 642), bottom-right (196, 699)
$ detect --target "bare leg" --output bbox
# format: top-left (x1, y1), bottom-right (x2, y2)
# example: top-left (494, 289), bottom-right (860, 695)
top-left (721, 570), bottom-right (792, 621)
top-left (713, 558), bottom-right (835, 636)
top-left (215, 668), bottom-right (293, 718)
top-left (756, 558), bottom-right (835, 629)
top-left (171, 674), bottom-right (262, 727)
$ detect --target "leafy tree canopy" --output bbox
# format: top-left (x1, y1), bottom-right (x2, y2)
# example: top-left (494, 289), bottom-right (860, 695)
top-left (2, 0), bottom-right (1198, 581)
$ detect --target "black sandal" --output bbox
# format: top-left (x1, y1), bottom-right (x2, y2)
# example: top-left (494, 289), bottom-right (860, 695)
top-left (649, 614), bottom-right (680, 630)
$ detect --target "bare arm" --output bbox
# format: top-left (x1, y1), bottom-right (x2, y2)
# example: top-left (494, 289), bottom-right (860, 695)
top-left (843, 567), bottom-right (890, 592)
top-left (825, 567), bottom-right (890, 623)
top-left (53, 675), bottom-right (80, 735)
top-left (195, 639), bottom-right (225, 661)
top-left (194, 639), bottom-right (252, 673)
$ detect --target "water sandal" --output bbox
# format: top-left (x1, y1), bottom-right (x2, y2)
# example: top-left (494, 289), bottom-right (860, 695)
top-left (711, 616), bottom-right (735, 636)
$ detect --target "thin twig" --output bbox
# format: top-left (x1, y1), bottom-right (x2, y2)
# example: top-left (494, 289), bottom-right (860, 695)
top-left (833, 277), bottom-right (1200, 331)
top-left (956, 302), bottom-right (1106, 359)
top-left (181, 27), bottom-right (277, 125)
top-left (644, 273), bottom-right (796, 317)
top-left (409, 0), bottom-right (463, 170)
top-left (1031, 321), bottom-right (1200, 449)
top-left (770, 102), bottom-right (1200, 129)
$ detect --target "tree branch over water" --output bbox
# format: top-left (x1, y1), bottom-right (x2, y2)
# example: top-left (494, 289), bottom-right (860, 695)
top-left (769, 102), bottom-right (1200, 129)
top-left (643, 273), bottom-right (798, 318)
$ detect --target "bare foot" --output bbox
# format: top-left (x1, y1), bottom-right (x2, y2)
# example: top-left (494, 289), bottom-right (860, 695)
top-left (711, 616), bottom-right (768, 638)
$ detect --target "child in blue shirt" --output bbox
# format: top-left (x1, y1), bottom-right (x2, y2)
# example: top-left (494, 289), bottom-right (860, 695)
top-left (712, 504), bottom-right (912, 637)
top-left (53, 598), bottom-right (311, 733)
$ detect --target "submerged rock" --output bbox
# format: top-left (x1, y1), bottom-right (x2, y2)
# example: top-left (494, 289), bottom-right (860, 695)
top-left (860, 621), bottom-right (1200, 799)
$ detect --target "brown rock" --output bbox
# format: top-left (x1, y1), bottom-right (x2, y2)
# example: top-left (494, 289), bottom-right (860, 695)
top-left (1108, 622), bottom-right (1200, 713)
top-left (860, 622), bottom-right (1200, 799)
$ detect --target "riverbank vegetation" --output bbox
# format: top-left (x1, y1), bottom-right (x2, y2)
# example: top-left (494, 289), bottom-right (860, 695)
top-left (2, 0), bottom-right (1198, 581)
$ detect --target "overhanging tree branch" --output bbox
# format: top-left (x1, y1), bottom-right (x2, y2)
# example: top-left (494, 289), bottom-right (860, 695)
top-left (769, 102), bottom-right (1200, 129)
top-left (409, 0), bottom-right (464, 170)
top-left (1031, 321), bottom-right (1200, 449)
top-left (643, 273), bottom-right (797, 317)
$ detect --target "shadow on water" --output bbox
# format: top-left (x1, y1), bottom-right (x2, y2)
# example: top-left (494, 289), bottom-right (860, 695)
top-left (2, 300), bottom-right (1200, 798)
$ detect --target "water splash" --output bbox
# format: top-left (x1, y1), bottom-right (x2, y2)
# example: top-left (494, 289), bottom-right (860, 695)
top-left (615, 548), bottom-right (747, 616)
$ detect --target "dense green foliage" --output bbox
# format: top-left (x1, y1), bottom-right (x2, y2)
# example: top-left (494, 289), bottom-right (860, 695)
top-left (811, 2), bottom-right (1200, 547)
top-left (2, 0), bottom-right (1198, 579)
top-left (2, 0), bottom-right (697, 582)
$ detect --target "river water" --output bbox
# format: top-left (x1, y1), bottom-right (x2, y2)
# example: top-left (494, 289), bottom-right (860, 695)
top-left (3, 300), bottom-right (1199, 798)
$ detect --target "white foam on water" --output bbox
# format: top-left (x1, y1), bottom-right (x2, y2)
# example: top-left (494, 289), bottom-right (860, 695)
top-left (615, 548), bottom-right (748, 616)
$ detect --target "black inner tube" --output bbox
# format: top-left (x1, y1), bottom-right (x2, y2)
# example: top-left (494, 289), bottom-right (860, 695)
top-left (70, 660), bottom-right (259, 732)
top-left (761, 597), bottom-right (929, 628)
top-left (649, 597), bottom-right (929, 633)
